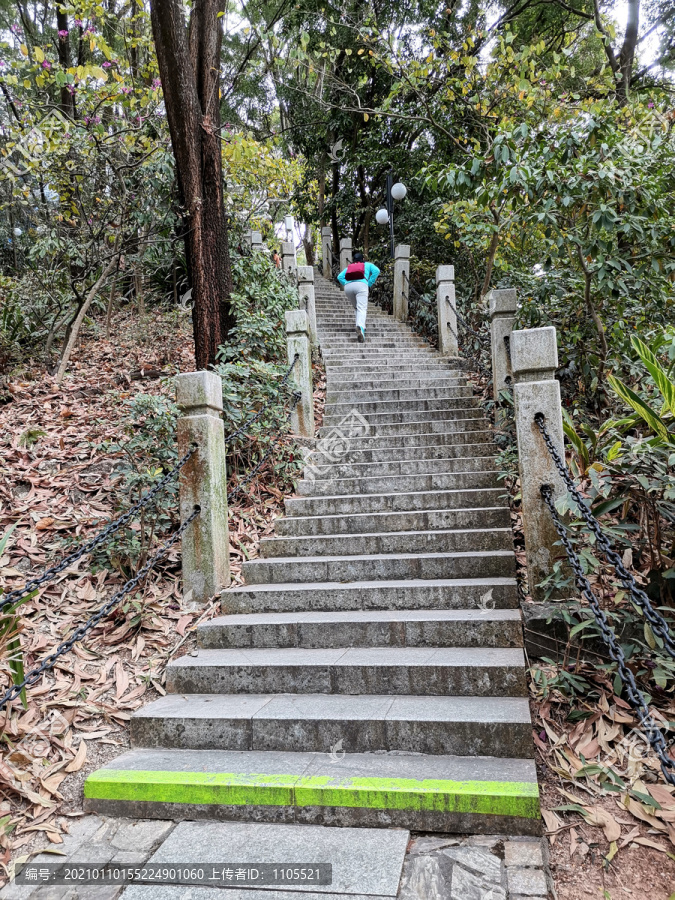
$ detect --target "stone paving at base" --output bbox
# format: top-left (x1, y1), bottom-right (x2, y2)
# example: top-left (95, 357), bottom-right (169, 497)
top-left (0, 816), bottom-right (551, 899)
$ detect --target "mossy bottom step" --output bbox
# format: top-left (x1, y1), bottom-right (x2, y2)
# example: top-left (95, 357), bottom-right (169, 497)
top-left (84, 748), bottom-right (540, 835)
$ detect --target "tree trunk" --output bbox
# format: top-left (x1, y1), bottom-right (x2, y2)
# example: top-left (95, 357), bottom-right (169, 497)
top-left (480, 229), bottom-right (500, 299)
top-left (56, 256), bottom-right (118, 386)
top-left (56, 8), bottom-right (76, 119)
top-left (150, 0), bottom-right (233, 370)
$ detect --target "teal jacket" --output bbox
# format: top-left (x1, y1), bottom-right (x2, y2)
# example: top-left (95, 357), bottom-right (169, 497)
top-left (337, 261), bottom-right (380, 288)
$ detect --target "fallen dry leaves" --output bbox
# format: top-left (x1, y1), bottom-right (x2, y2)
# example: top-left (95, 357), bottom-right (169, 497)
top-left (0, 307), bottom-right (316, 880)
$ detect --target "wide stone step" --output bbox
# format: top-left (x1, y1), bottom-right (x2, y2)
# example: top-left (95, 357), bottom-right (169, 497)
top-left (324, 396), bottom-right (478, 415)
top-left (314, 442), bottom-right (495, 464)
top-left (326, 378), bottom-right (470, 402)
top-left (222, 577), bottom-right (519, 614)
top-left (164, 646), bottom-right (528, 697)
top-left (274, 505), bottom-right (510, 537)
top-left (129, 693), bottom-right (532, 757)
top-left (83, 748), bottom-right (540, 834)
top-left (285, 486), bottom-right (505, 517)
top-left (322, 408), bottom-right (485, 427)
top-left (296, 470), bottom-right (499, 497)
top-left (241, 549), bottom-right (515, 585)
top-left (302, 455), bottom-right (497, 482)
top-left (322, 419), bottom-right (490, 438)
top-left (314, 430), bottom-right (493, 450)
top-left (327, 384), bottom-right (471, 401)
top-left (198, 609), bottom-right (523, 650)
top-left (260, 527), bottom-right (512, 559)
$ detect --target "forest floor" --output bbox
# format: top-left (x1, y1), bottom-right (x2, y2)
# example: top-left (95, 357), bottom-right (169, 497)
top-left (0, 308), bottom-right (674, 897)
top-left (0, 304), bottom-right (322, 883)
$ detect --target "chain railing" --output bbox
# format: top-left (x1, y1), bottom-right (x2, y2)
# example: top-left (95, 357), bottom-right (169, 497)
top-left (323, 243), bottom-right (339, 281)
top-left (540, 484), bottom-right (675, 785)
top-left (0, 505), bottom-right (201, 712)
top-left (1, 444), bottom-right (197, 615)
top-left (535, 413), bottom-right (675, 658)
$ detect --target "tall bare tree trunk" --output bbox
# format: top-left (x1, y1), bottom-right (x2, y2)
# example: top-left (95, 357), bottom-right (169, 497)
top-left (150, 0), bottom-right (233, 369)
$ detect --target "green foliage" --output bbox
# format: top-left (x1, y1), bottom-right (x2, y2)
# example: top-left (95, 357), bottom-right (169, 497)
top-left (214, 251), bottom-right (303, 471)
top-left (95, 392), bottom-right (179, 577)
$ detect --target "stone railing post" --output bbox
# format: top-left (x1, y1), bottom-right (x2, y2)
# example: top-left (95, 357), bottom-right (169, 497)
top-left (281, 241), bottom-right (297, 280)
top-left (242, 230), bottom-right (252, 251)
top-left (321, 227), bottom-right (333, 278)
top-left (297, 266), bottom-right (318, 346)
top-left (393, 244), bottom-right (410, 322)
top-left (175, 371), bottom-right (230, 604)
top-left (339, 237), bottom-right (352, 271)
top-left (489, 288), bottom-right (517, 399)
top-left (285, 310), bottom-right (315, 439)
top-left (284, 215), bottom-right (294, 244)
top-left (511, 326), bottom-right (566, 600)
top-left (436, 265), bottom-right (458, 356)
top-left (251, 231), bottom-right (263, 252)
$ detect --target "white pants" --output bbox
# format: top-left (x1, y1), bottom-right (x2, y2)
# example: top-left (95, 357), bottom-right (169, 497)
top-left (344, 281), bottom-right (368, 330)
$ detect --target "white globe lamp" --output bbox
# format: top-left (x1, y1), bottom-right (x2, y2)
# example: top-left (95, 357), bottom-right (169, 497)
top-left (375, 208), bottom-right (389, 225)
top-left (390, 182), bottom-right (407, 201)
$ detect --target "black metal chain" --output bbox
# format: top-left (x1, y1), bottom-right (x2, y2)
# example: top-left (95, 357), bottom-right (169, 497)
top-left (1, 444), bottom-right (197, 614)
top-left (223, 355), bottom-right (299, 446)
top-left (0, 505), bottom-right (201, 711)
top-left (540, 485), bottom-right (675, 784)
top-left (535, 413), bottom-right (675, 658)
top-left (228, 392), bottom-right (301, 502)
top-left (323, 244), bottom-right (339, 281)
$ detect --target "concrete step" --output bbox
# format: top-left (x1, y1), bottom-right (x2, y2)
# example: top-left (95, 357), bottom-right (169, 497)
top-left (130, 693), bottom-right (532, 757)
top-left (83, 748), bottom-right (540, 834)
top-left (241, 549), bottom-right (516, 585)
top-left (309, 442), bottom-right (496, 465)
top-left (322, 408), bottom-right (485, 427)
top-left (259, 527), bottom-right (512, 559)
top-left (197, 609), bottom-right (523, 650)
top-left (324, 396), bottom-right (479, 415)
top-left (302, 455), bottom-right (497, 481)
top-left (327, 384), bottom-right (472, 400)
top-left (274, 506), bottom-right (510, 537)
top-left (164, 647), bottom-right (528, 697)
top-left (296, 470), bottom-right (499, 497)
top-left (285, 486), bottom-right (505, 517)
top-left (313, 430), bottom-right (493, 450)
top-left (320, 419), bottom-right (491, 438)
top-left (222, 578), bottom-right (519, 614)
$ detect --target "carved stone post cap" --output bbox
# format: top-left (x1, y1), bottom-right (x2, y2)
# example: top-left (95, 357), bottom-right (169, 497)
top-left (297, 266), bottom-right (314, 283)
top-left (321, 226), bottom-right (332, 236)
top-left (394, 244), bottom-right (411, 259)
top-left (175, 371), bottom-right (223, 415)
top-left (339, 238), bottom-right (352, 249)
top-left (251, 230), bottom-right (262, 243)
top-left (436, 265), bottom-right (455, 283)
top-left (281, 241), bottom-right (295, 255)
top-left (285, 309), bottom-right (310, 335)
top-left (488, 288), bottom-right (517, 319)
top-left (511, 326), bottom-right (558, 377)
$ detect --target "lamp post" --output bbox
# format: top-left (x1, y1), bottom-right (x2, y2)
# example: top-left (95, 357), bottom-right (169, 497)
top-left (375, 174), bottom-right (407, 258)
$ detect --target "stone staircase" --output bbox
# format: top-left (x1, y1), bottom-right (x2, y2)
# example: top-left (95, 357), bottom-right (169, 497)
top-left (84, 272), bottom-right (540, 835)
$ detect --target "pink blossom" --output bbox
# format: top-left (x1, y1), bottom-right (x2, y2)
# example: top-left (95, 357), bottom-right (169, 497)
top-left (648, 101), bottom-right (655, 109)
top-left (41, 60), bottom-right (51, 69)
top-left (152, 78), bottom-right (161, 88)
top-left (58, 29), bottom-right (68, 37)
top-left (102, 61), bottom-right (111, 67)
top-left (74, 18), bottom-right (83, 26)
